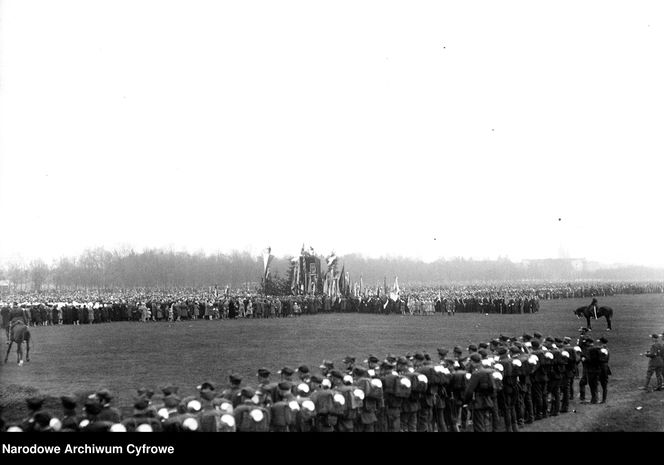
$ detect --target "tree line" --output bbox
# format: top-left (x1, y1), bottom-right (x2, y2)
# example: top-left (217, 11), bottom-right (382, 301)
top-left (1, 247), bottom-right (663, 292)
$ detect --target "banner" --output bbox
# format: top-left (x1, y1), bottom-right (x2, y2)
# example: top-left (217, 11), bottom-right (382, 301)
top-left (290, 257), bottom-right (300, 294)
top-left (262, 247), bottom-right (274, 280)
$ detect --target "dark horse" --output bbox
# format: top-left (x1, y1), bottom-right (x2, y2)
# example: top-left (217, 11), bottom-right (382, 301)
top-left (574, 305), bottom-right (613, 330)
top-left (4, 321), bottom-right (31, 365)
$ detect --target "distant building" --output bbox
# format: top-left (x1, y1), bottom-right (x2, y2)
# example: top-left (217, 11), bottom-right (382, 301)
top-left (0, 279), bottom-right (12, 292)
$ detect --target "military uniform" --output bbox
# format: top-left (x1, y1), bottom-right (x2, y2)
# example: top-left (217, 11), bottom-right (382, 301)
top-left (233, 387), bottom-right (270, 432)
top-left (578, 336), bottom-right (593, 402)
top-left (95, 390), bottom-right (122, 423)
top-left (398, 359), bottom-right (420, 432)
top-left (497, 349), bottom-right (518, 431)
top-left (380, 363), bottom-right (403, 432)
top-left (331, 371), bottom-right (357, 432)
top-left (598, 337), bottom-right (611, 403)
top-left (530, 341), bottom-right (549, 420)
top-left (584, 342), bottom-right (602, 403)
top-left (19, 396), bottom-right (46, 432)
top-left (547, 343), bottom-right (564, 416)
top-left (256, 368), bottom-right (276, 406)
top-left (464, 362), bottom-right (497, 432)
top-left (353, 367), bottom-right (381, 432)
top-left (60, 396), bottom-right (83, 432)
top-left (270, 382), bottom-right (297, 432)
top-left (560, 344), bottom-right (577, 413)
top-left (8, 306), bottom-right (26, 340)
top-left (122, 398), bottom-right (163, 432)
top-left (450, 359), bottom-right (469, 431)
top-left (516, 349), bottom-right (534, 425)
top-left (293, 388), bottom-right (316, 432)
top-left (643, 335), bottom-right (664, 391)
top-left (309, 376), bottom-right (338, 432)
top-left (220, 374), bottom-right (244, 408)
top-left (414, 357), bottom-right (436, 431)
top-left (432, 349), bottom-right (453, 432)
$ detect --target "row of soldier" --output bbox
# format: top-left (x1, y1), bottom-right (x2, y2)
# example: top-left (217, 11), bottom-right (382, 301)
top-left (1, 330), bottom-right (611, 432)
top-left (1, 293), bottom-right (542, 328)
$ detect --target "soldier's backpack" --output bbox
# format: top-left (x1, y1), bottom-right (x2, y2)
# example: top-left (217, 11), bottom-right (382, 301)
top-left (348, 387), bottom-right (365, 410)
top-left (554, 351), bottom-right (567, 374)
top-left (491, 370), bottom-right (504, 392)
top-left (329, 389), bottom-right (347, 416)
top-left (393, 375), bottom-right (413, 398)
top-left (312, 390), bottom-right (335, 415)
top-left (297, 398), bottom-right (316, 423)
top-left (198, 409), bottom-right (221, 432)
top-left (588, 347), bottom-right (601, 364)
top-left (310, 389), bottom-right (342, 428)
top-left (422, 365), bottom-right (444, 386)
top-left (518, 355), bottom-right (532, 378)
top-left (339, 387), bottom-right (361, 420)
top-left (406, 371), bottom-right (428, 394)
top-left (364, 377), bottom-right (384, 401)
top-left (477, 371), bottom-right (496, 394)
top-left (270, 401), bottom-right (294, 428)
top-left (237, 406), bottom-right (270, 432)
top-left (533, 353), bottom-right (548, 382)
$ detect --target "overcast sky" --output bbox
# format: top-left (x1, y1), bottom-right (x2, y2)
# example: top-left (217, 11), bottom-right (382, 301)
top-left (1, 0), bottom-right (663, 267)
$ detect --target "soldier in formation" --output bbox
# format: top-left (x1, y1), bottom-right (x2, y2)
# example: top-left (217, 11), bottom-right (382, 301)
top-left (2, 328), bottom-right (621, 433)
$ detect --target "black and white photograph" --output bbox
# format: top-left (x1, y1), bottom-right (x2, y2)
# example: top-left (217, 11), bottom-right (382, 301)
top-left (1, 0), bottom-right (664, 440)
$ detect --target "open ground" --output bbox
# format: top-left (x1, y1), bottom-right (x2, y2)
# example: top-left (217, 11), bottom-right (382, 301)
top-left (2, 294), bottom-right (664, 430)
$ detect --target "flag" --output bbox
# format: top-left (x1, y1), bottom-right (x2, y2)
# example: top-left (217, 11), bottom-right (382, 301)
top-left (262, 247), bottom-right (274, 281)
top-left (323, 274), bottom-right (329, 296)
top-left (388, 277), bottom-right (400, 302)
top-left (326, 252), bottom-right (338, 269)
top-left (339, 265), bottom-right (345, 295)
top-left (290, 257), bottom-right (302, 294)
top-left (345, 272), bottom-right (350, 297)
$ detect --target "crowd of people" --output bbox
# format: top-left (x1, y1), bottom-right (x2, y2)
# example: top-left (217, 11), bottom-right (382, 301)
top-left (1, 280), bottom-right (662, 327)
top-left (1, 328), bottom-right (615, 433)
top-left (0, 293), bottom-right (538, 327)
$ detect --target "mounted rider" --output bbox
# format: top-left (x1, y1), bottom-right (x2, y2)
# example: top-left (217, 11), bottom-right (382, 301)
top-left (7, 302), bottom-right (26, 342)
top-left (588, 297), bottom-right (599, 320)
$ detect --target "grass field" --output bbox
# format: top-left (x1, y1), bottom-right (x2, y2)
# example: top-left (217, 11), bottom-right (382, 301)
top-left (2, 294), bottom-right (664, 430)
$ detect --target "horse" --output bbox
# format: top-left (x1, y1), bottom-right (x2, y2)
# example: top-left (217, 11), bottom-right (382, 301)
top-left (4, 321), bottom-right (31, 366)
top-left (574, 305), bottom-right (613, 330)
